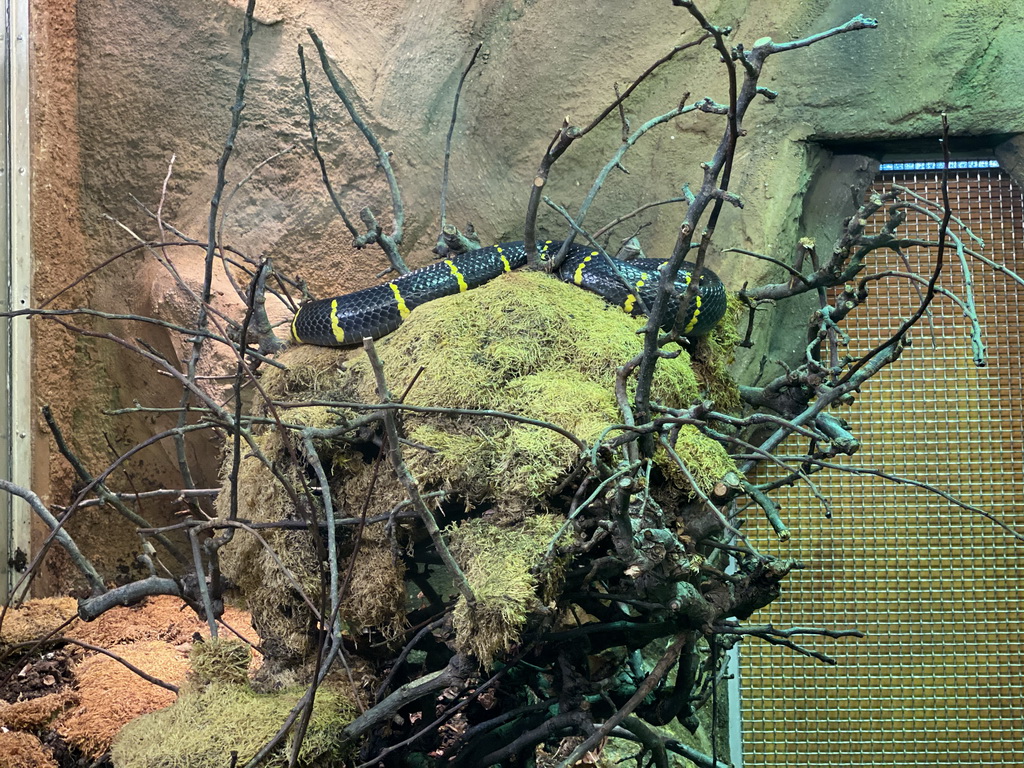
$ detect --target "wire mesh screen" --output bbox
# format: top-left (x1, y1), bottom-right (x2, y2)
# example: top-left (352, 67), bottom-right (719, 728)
top-left (738, 166), bottom-right (1024, 767)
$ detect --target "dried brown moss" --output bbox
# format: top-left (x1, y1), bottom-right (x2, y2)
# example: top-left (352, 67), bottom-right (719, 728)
top-left (0, 692), bottom-right (75, 731)
top-left (57, 640), bottom-right (185, 758)
top-left (0, 731), bottom-right (59, 768)
top-left (217, 426), bottom-right (323, 662)
top-left (0, 597), bottom-right (77, 645)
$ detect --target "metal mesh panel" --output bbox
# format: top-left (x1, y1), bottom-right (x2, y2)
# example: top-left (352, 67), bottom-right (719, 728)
top-left (738, 167), bottom-right (1024, 767)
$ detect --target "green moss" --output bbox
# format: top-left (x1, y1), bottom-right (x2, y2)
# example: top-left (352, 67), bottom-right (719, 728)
top-left (219, 269), bottom-right (741, 671)
top-left (338, 271), bottom-right (709, 511)
top-left (447, 514), bottom-right (564, 665)
top-left (111, 682), bottom-right (357, 767)
top-left (278, 405), bottom-right (339, 432)
top-left (189, 639), bottom-right (251, 686)
top-left (655, 425), bottom-right (738, 495)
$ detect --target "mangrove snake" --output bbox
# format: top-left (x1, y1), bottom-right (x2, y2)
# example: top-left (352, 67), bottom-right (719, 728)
top-left (290, 240), bottom-right (727, 346)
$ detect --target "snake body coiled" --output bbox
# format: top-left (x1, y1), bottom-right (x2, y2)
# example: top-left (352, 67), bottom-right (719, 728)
top-left (290, 241), bottom-right (727, 347)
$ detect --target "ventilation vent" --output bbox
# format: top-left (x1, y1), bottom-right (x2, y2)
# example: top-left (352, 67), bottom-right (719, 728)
top-left (739, 165), bottom-right (1024, 767)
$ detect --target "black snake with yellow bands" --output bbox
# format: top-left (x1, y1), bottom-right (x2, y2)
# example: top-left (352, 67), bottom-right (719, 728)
top-left (290, 240), bottom-right (727, 346)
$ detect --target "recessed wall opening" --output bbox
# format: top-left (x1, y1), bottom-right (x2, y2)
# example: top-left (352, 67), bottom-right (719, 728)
top-left (736, 151), bottom-right (1024, 767)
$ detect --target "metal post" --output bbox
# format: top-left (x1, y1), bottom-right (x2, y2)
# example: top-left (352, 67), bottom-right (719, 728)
top-left (2, 0), bottom-right (33, 603)
top-left (727, 642), bottom-right (744, 767)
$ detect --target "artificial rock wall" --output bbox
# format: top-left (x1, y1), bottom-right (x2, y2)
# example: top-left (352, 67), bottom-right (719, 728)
top-left (26, 0), bottom-right (1024, 587)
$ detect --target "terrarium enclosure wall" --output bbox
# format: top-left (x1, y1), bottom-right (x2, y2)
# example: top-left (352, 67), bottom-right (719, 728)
top-left (2, 0), bottom-right (1023, 765)
top-left (741, 162), bottom-right (1024, 766)
top-left (21, 0), bottom-right (1024, 592)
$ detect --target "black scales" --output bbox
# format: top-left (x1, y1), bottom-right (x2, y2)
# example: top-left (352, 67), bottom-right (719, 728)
top-left (290, 241), bottom-right (727, 347)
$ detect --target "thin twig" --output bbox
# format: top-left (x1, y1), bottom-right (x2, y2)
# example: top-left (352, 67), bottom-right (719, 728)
top-left (549, 100), bottom-right (701, 269)
top-left (592, 196), bottom-right (688, 240)
top-left (0, 479), bottom-right (104, 595)
top-left (523, 32), bottom-right (713, 264)
top-left (41, 405), bottom-right (188, 564)
top-left (307, 28), bottom-right (409, 273)
top-left (60, 638), bottom-right (180, 693)
top-left (556, 634), bottom-right (689, 767)
top-left (439, 43), bottom-right (482, 233)
top-left (298, 44), bottom-right (360, 239)
top-left (839, 113), bottom-right (953, 383)
top-left (175, 0), bottom-right (258, 509)
top-left (786, 457), bottom-right (1024, 542)
top-left (362, 338), bottom-right (475, 604)
top-left (188, 528), bottom-right (218, 638)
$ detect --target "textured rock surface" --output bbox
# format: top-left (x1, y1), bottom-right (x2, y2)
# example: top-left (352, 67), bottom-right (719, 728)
top-left (27, 0), bottom-right (1024, 584)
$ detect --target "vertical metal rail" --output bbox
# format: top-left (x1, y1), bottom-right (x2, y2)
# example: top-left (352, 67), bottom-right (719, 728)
top-left (727, 641), bottom-right (744, 767)
top-left (2, 0), bottom-right (32, 603)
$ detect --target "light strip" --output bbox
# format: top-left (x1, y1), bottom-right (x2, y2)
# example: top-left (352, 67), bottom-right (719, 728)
top-left (879, 158), bottom-right (1000, 172)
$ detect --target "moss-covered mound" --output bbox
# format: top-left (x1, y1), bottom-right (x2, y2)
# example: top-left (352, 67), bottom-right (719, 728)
top-left (447, 514), bottom-right (564, 665)
top-left (219, 270), bottom-right (739, 664)
top-left (340, 271), bottom-right (704, 505)
top-left (110, 681), bottom-right (356, 768)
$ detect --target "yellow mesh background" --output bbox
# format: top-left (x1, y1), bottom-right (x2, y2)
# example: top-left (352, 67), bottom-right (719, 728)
top-left (738, 167), bottom-right (1024, 766)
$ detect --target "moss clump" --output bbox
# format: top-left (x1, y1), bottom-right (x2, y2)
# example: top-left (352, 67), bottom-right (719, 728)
top-left (111, 682), bottom-right (357, 768)
top-left (219, 269), bottom-right (739, 671)
top-left (0, 731), bottom-right (59, 768)
top-left (447, 514), bottom-right (564, 665)
top-left (655, 424), bottom-right (739, 496)
top-left (338, 271), bottom-right (708, 512)
top-left (217, 427), bottom-right (322, 663)
top-left (0, 597), bottom-right (77, 646)
top-left (277, 405), bottom-right (341, 434)
top-left (689, 293), bottom-right (744, 412)
top-left (188, 639), bottom-right (251, 686)
top-left (338, 532), bottom-right (406, 639)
